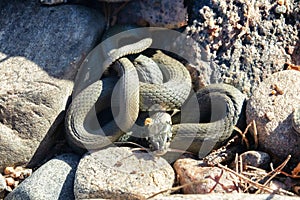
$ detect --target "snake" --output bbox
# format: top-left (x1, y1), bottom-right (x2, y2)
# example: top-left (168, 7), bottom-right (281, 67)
top-left (66, 38), bottom-right (151, 150)
top-left (144, 84), bottom-right (246, 157)
top-left (65, 37), bottom-right (246, 157)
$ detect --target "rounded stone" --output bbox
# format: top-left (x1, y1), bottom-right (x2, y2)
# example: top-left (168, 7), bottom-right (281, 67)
top-left (173, 158), bottom-right (239, 194)
top-left (74, 147), bottom-right (175, 199)
top-left (246, 70), bottom-right (300, 166)
top-left (239, 151), bottom-right (271, 170)
top-left (4, 153), bottom-right (80, 200)
top-left (0, 174), bottom-right (6, 193)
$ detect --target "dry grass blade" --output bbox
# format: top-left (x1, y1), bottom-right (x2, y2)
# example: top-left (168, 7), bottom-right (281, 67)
top-left (233, 122), bottom-right (251, 149)
top-left (252, 120), bottom-right (258, 149)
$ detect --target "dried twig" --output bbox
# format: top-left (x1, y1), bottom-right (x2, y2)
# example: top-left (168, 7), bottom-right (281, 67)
top-left (280, 162), bottom-right (300, 178)
top-left (280, 171), bottom-right (300, 179)
top-left (217, 163), bottom-right (294, 196)
top-left (255, 155), bottom-right (291, 194)
top-left (235, 120), bottom-right (258, 149)
top-left (146, 179), bottom-right (207, 199)
top-left (233, 121), bottom-right (251, 149)
top-left (252, 120), bottom-right (258, 149)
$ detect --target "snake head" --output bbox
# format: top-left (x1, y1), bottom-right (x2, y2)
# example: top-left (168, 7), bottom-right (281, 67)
top-left (144, 112), bottom-right (173, 156)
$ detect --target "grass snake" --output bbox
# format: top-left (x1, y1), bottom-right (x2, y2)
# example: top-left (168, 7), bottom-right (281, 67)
top-left (65, 37), bottom-right (246, 157)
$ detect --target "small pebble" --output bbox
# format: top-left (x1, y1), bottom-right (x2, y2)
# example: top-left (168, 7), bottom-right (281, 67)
top-left (5, 177), bottom-right (15, 187)
top-left (239, 151), bottom-right (271, 170)
top-left (4, 167), bottom-right (14, 175)
top-left (269, 180), bottom-right (287, 191)
top-left (5, 153), bottom-right (80, 200)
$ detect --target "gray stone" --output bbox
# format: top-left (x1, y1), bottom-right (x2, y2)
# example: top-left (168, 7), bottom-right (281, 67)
top-left (5, 153), bottom-right (80, 200)
top-left (117, 0), bottom-right (187, 28)
top-left (0, 0), bottom-right (105, 170)
top-left (269, 180), bottom-right (288, 191)
top-left (0, 174), bottom-right (6, 193)
top-left (151, 194), bottom-right (300, 200)
top-left (246, 70), bottom-right (300, 166)
top-left (183, 0), bottom-right (299, 96)
top-left (239, 150), bottom-right (271, 170)
top-left (74, 147), bottom-right (175, 199)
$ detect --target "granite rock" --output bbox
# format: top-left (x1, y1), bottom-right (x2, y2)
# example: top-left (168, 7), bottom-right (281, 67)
top-left (74, 147), bottom-right (175, 199)
top-left (184, 0), bottom-right (299, 96)
top-left (174, 158), bottom-right (239, 194)
top-left (5, 153), bottom-right (80, 200)
top-left (0, 0), bottom-right (105, 170)
top-left (246, 70), bottom-right (300, 167)
top-left (0, 174), bottom-right (6, 193)
top-left (117, 0), bottom-right (187, 28)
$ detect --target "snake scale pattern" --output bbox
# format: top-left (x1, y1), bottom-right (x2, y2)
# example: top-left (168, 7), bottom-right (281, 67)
top-left (65, 36), bottom-right (246, 157)
top-left (65, 39), bottom-right (153, 150)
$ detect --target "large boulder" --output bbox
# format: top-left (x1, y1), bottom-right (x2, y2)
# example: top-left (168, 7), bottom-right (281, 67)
top-left (0, 0), bottom-right (105, 170)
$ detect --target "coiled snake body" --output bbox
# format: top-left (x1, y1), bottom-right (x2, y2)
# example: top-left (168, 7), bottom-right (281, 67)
top-left (65, 38), bottom-right (246, 156)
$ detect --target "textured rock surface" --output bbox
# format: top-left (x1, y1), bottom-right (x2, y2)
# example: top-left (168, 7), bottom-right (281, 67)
top-left (174, 158), bottom-right (239, 194)
top-left (5, 153), bottom-right (80, 200)
top-left (117, 0), bottom-right (187, 28)
top-left (0, 0), bottom-right (105, 170)
top-left (74, 147), bottom-right (175, 199)
top-left (184, 0), bottom-right (299, 96)
top-left (151, 194), bottom-right (300, 200)
top-left (246, 70), bottom-right (300, 167)
top-left (239, 150), bottom-right (271, 170)
top-left (0, 174), bottom-right (6, 192)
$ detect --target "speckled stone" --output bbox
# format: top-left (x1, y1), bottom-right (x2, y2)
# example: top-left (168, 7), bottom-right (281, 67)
top-left (246, 70), bottom-right (300, 166)
top-left (184, 0), bottom-right (299, 96)
top-left (0, 0), bottom-right (105, 171)
top-left (5, 153), bottom-right (80, 200)
top-left (74, 147), bottom-right (175, 199)
top-left (173, 158), bottom-right (239, 194)
top-left (239, 150), bottom-right (271, 170)
top-left (117, 0), bottom-right (187, 28)
top-left (0, 174), bottom-right (6, 193)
